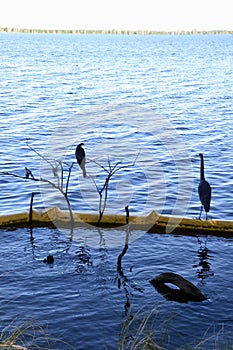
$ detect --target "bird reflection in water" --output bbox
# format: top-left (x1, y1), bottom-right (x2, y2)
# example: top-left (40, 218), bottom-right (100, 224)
top-left (193, 237), bottom-right (214, 283)
top-left (75, 246), bottom-right (93, 274)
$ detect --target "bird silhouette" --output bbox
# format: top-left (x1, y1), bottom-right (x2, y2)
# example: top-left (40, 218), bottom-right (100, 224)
top-left (198, 153), bottom-right (211, 220)
top-left (75, 143), bottom-right (87, 177)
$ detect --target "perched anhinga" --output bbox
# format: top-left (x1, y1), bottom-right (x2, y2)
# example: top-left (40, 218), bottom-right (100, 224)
top-left (198, 153), bottom-right (211, 220)
top-left (75, 143), bottom-right (87, 178)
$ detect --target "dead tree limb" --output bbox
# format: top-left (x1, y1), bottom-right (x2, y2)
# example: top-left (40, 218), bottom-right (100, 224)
top-left (89, 152), bottom-right (139, 226)
top-left (117, 206), bottom-right (130, 274)
top-left (1, 140), bottom-right (76, 232)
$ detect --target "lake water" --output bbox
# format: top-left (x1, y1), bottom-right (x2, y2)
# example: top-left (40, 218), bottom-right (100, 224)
top-left (0, 33), bottom-right (233, 349)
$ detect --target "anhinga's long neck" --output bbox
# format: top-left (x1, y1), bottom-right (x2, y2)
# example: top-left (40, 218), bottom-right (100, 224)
top-left (200, 154), bottom-right (205, 180)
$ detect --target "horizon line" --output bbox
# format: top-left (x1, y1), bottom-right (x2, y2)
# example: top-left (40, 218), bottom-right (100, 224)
top-left (1, 27), bottom-right (233, 34)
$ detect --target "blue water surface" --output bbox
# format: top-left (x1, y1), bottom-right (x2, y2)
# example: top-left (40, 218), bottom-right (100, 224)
top-left (0, 33), bottom-right (233, 349)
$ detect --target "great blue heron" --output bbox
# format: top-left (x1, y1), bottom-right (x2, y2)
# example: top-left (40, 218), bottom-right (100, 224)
top-left (75, 143), bottom-right (87, 178)
top-left (198, 153), bottom-right (211, 220)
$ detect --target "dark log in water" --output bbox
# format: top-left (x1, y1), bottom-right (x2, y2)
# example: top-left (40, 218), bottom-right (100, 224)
top-left (150, 272), bottom-right (207, 303)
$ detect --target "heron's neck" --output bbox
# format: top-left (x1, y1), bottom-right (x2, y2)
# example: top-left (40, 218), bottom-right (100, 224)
top-left (200, 156), bottom-right (205, 180)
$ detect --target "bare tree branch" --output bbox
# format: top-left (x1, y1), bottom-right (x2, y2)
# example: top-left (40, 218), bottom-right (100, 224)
top-left (1, 140), bottom-right (76, 232)
top-left (65, 162), bottom-right (75, 197)
top-left (90, 152), bottom-right (140, 226)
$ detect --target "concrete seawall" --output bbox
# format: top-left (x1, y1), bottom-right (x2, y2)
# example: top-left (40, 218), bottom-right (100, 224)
top-left (1, 207), bottom-right (233, 238)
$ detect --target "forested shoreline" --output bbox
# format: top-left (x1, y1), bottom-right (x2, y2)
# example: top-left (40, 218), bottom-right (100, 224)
top-left (1, 27), bottom-right (233, 35)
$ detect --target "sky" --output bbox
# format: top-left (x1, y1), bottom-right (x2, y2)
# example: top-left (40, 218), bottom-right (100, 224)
top-left (0, 0), bottom-right (233, 31)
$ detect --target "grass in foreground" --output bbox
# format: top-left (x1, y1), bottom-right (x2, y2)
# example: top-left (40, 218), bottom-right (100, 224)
top-left (118, 306), bottom-right (232, 350)
top-left (1, 313), bottom-right (232, 350)
top-left (0, 319), bottom-right (75, 350)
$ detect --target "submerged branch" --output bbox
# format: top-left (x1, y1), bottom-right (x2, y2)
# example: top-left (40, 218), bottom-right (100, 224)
top-left (117, 206), bottom-right (130, 274)
top-left (29, 192), bottom-right (35, 240)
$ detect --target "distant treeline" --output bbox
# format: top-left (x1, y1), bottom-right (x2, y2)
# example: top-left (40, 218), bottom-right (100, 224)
top-left (1, 27), bottom-right (233, 35)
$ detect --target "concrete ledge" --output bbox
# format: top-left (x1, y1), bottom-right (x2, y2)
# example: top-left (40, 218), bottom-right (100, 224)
top-left (0, 208), bottom-right (233, 238)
